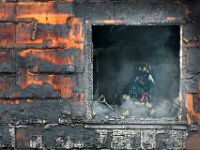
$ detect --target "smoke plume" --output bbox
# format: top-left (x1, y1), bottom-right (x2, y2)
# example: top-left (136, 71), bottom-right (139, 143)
top-left (92, 25), bottom-right (180, 118)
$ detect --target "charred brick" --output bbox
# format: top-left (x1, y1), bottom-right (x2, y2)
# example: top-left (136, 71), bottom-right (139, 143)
top-left (0, 99), bottom-right (72, 125)
top-left (183, 24), bottom-right (200, 41)
top-left (0, 3), bottom-right (15, 19)
top-left (43, 125), bottom-right (95, 149)
top-left (0, 75), bottom-right (15, 98)
top-left (187, 48), bottom-right (200, 73)
top-left (0, 49), bottom-right (15, 73)
top-left (0, 126), bottom-right (14, 148)
top-left (17, 49), bottom-right (83, 73)
top-left (16, 127), bottom-right (30, 148)
top-left (0, 23), bottom-right (15, 48)
top-left (16, 126), bottom-right (43, 149)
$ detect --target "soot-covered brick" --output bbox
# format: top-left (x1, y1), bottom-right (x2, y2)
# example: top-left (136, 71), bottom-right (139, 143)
top-left (17, 48), bottom-right (84, 73)
top-left (0, 49), bottom-right (15, 73)
top-left (0, 23), bottom-right (15, 48)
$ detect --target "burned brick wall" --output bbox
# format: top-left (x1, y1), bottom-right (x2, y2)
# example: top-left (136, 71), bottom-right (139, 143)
top-left (0, 0), bottom-right (199, 149)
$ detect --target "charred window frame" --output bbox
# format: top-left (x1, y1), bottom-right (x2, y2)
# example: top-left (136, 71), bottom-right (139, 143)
top-left (84, 20), bottom-right (185, 121)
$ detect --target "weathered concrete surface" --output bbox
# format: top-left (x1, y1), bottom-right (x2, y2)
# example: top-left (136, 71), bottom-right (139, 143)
top-left (0, 0), bottom-right (199, 149)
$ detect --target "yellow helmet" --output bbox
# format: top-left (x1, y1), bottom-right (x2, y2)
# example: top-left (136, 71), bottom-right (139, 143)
top-left (138, 64), bottom-right (151, 73)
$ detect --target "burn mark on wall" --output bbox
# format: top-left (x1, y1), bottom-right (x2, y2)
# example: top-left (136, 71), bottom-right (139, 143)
top-left (17, 48), bottom-right (83, 73)
top-left (16, 2), bottom-right (84, 50)
top-left (186, 81), bottom-right (200, 125)
top-left (0, 126), bottom-right (15, 148)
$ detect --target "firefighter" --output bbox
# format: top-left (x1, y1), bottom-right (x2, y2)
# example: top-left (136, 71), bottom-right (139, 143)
top-left (119, 64), bottom-right (155, 116)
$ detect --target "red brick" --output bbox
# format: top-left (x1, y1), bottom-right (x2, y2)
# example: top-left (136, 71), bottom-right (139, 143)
top-left (16, 69), bottom-right (75, 99)
top-left (0, 23), bottom-right (15, 47)
top-left (16, 3), bottom-right (84, 50)
top-left (186, 129), bottom-right (200, 150)
top-left (16, 22), bottom-right (33, 44)
top-left (17, 49), bottom-right (83, 73)
top-left (0, 3), bottom-right (15, 19)
top-left (60, 76), bottom-right (74, 99)
top-left (16, 2), bottom-right (72, 24)
top-left (16, 128), bottom-right (30, 148)
top-left (0, 75), bottom-right (14, 90)
top-left (17, 69), bottom-right (53, 90)
top-left (16, 69), bottom-right (45, 89)
top-left (16, 21), bottom-right (84, 50)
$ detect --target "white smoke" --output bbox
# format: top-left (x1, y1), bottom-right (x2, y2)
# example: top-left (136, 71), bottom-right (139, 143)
top-left (92, 26), bottom-right (180, 119)
top-left (92, 97), bottom-right (179, 118)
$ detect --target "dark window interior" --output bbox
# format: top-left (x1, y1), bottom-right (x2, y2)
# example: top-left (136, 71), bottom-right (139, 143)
top-left (92, 25), bottom-right (180, 117)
